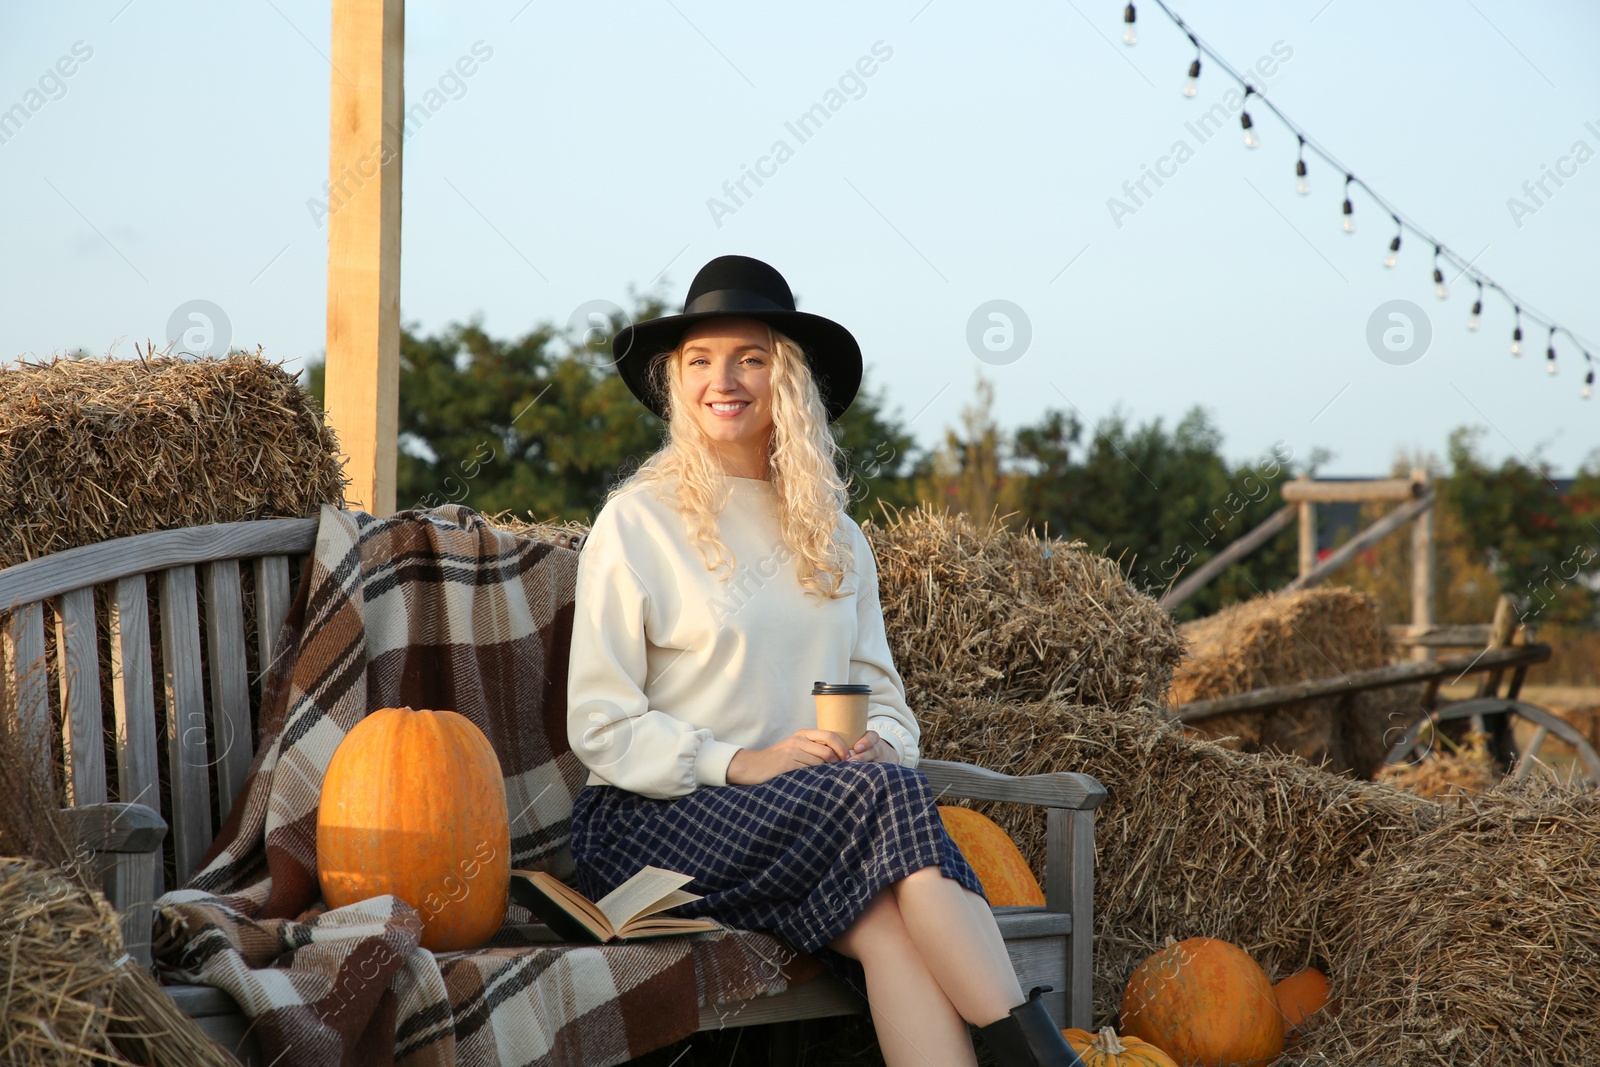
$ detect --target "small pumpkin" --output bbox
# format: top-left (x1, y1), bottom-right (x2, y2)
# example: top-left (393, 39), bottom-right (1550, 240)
top-left (318, 706), bottom-right (511, 951)
top-left (1062, 1025), bottom-right (1179, 1067)
top-left (937, 805), bottom-right (1045, 906)
top-left (1275, 967), bottom-right (1332, 1036)
top-left (1120, 937), bottom-right (1283, 1067)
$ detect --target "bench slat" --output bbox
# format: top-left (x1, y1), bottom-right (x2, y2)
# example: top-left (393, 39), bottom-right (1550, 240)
top-left (108, 575), bottom-right (162, 961)
top-left (159, 566), bottom-right (214, 884)
top-left (3, 602), bottom-right (51, 794)
top-left (55, 587), bottom-right (107, 807)
top-left (204, 560), bottom-right (252, 819)
top-left (251, 555), bottom-right (292, 701)
top-left (0, 518), bottom-right (318, 608)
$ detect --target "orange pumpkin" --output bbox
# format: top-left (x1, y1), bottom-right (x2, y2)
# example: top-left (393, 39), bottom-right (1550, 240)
top-left (1274, 967), bottom-right (1332, 1035)
top-left (318, 706), bottom-right (511, 951)
top-left (937, 806), bottom-right (1045, 906)
top-left (1120, 937), bottom-right (1284, 1067)
top-left (1062, 1025), bottom-right (1180, 1067)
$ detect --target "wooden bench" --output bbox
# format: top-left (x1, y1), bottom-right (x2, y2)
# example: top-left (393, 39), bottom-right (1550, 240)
top-left (0, 516), bottom-right (1106, 1064)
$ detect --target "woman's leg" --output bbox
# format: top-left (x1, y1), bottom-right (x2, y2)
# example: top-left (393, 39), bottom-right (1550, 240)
top-left (827, 887), bottom-right (978, 1067)
top-left (891, 865), bottom-right (1026, 1026)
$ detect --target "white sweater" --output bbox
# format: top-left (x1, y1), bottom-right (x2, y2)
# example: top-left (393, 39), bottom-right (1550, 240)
top-left (566, 475), bottom-right (921, 799)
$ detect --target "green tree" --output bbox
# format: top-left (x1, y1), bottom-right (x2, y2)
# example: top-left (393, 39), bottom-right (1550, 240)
top-left (1445, 426), bottom-right (1599, 627)
top-left (1011, 404), bottom-right (1313, 619)
top-left (306, 300), bottom-right (921, 524)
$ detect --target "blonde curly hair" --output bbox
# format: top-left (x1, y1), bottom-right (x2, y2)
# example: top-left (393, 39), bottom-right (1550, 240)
top-left (604, 321), bottom-right (855, 599)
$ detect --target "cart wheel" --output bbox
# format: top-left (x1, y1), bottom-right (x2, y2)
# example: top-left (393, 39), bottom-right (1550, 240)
top-left (1383, 698), bottom-right (1600, 787)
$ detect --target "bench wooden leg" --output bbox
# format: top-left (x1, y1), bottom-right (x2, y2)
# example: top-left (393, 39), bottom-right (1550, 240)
top-left (766, 1019), bottom-right (806, 1067)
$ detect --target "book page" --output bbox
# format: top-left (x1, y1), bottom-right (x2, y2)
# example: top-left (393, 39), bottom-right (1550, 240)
top-left (529, 872), bottom-right (611, 939)
top-left (595, 865), bottom-right (702, 932)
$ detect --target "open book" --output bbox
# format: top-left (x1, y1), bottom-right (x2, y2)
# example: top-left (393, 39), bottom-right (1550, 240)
top-left (508, 865), bottom-right (723, 943)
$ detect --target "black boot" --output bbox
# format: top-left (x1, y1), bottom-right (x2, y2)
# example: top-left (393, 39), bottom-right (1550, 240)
top-left (973, 985), bottom-right (1087, 1067)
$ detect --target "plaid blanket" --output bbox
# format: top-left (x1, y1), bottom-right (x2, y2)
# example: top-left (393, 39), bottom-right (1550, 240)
top-left (153, 504), bottom-right (822, 1067)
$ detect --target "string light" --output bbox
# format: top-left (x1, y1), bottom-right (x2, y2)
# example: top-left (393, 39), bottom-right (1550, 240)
top-left (1120, 0), bottom-right (1597, 393)
top-left (1383, 219), bottom-right (1401, 269)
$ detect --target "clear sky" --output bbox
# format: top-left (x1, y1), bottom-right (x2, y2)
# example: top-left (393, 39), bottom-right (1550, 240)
top-left (3, 0), bottom-right (1596, 477)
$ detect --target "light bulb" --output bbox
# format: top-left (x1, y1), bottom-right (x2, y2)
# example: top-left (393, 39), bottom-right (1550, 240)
top-left (1342, 215), bottom-right (1356, 234)
top-left (1584, 370), bottom-right (1594, 398)
top-left (1124, 24), bottom-right (1137, 45)
top-left (1467, 301), bottom-right (1481, 331)
top-left (1511, 325), bottom-right (1523, 357)
top-left (1383, 236), bottom-right (1400, 269)
top-left (1547, 352), bottom-right (1558, 375)
top-left (1341, 196), bottom-right (1355, 234)
top-left (1434, 269), bottom-right (1448, 300)
top-left (1241, 112), bottom-right (1257, 149)
top-left (1295, 159), bottom-right (1310, 196)
top-left (1184, 59), bottom-right (1200, 97)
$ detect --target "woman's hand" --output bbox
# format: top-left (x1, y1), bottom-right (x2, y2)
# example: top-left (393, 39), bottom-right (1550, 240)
top-left (843, 730), bottom-right (900, 765)
top-left (726, 729), bottom-right (852, 786)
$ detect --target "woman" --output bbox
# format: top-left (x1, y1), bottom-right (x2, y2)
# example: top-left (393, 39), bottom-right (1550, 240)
top-left (565, 255), bottom-right (1085, 1067)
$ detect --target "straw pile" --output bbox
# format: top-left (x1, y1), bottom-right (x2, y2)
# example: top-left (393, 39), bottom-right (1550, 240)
top-left (1167, 588), bottom-right (1417, 777)
top-left (1302, 779), bottom-right (1600, 1066)
top-left (864, 503), bottom-right (1184, 712)
top-left (0, 723), bottom-right (234, 1066)
top-left (1374, 729), bottom-right (1499, 799)
top-left (0, 349), bottom-right (346, 568)
top-left (917, 695), bottom-right (1439, 1026)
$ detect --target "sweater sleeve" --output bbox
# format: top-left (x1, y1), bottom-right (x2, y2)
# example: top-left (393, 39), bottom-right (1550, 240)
top-left (845, 524), bottom-right (921, 768)
top-left (566, 508), bottom-right (744, 799)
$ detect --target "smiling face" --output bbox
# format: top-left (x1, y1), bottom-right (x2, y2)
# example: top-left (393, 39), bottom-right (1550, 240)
top-left (677, 317), bottom-right (777, 478)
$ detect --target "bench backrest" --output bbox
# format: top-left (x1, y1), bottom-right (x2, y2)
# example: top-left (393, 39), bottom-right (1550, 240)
top-left (0, 519), bottom-right (318, 953)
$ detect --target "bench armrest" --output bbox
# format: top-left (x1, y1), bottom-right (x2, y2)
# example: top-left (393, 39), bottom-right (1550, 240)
top-left (918, 759), bottom-right (1106, 810)
top-left (61, 802), bottom-right (168, 855)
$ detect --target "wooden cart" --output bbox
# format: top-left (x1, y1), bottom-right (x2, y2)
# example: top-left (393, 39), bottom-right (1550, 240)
top-left (1169, 602), bottom-right (1600, 787)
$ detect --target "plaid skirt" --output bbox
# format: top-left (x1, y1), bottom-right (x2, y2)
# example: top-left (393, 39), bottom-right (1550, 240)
top-left (568, 759), bottom-right (987, 996)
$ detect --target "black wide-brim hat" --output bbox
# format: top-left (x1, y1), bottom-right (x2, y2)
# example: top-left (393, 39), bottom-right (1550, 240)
top-left (612, 255), bottom-right (862, 424)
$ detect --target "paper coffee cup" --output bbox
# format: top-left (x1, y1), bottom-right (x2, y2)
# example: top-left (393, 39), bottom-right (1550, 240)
top-left (812, 681), bottom-right (871, 749)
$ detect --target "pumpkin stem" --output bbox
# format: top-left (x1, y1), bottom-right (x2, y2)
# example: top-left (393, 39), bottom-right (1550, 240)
top-left (1091, 1026), bottom-right (1127, 1055)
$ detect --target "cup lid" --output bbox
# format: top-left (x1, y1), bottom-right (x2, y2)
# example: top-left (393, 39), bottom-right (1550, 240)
top-left (812, 681), bottom-right (872, 695)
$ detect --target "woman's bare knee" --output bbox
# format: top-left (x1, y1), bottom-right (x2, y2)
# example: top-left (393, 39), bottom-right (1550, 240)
top-left (825, 886), bottom-right (903, 960)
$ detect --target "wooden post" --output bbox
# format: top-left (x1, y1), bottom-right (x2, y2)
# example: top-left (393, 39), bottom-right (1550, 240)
top-left (322, 0), bottom-right (404, 516)
top-left (1410, 467), bottom-right (1434, 663)
top-left (1295, 476), bottom-right (1317, 579)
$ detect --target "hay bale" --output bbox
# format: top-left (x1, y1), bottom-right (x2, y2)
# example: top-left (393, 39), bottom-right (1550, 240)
top-left (0, 350), bottom-right (346, 568)
top-left (918, 694), bottom-right (1440, 1028)
top-left (866, 503), bottom-right (1184, 711)
top-left (1169, 588), bottom-right (1408, 777)
top-left (1303, 780), bottom-right (1600, 1066)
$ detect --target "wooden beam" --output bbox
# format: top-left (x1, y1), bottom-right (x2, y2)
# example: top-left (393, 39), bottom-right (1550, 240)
top-left (323, 0), bottom-right (404, 516)
top-left (1170, 643), bottom-right (1552, 723)
top-left (1282, 491), bottom-right (1434, 592)
top-left (1409, 468), bottom-right (1435, 663)
top-left (1297, 499), bottom-right (1316, 579)
top-left (1160, 503), bottom-right (1297, 612)
top-left (1388, 623), bottom-right (1492, 648)
top-left (1281, 478), bottom-right (1423, 502)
